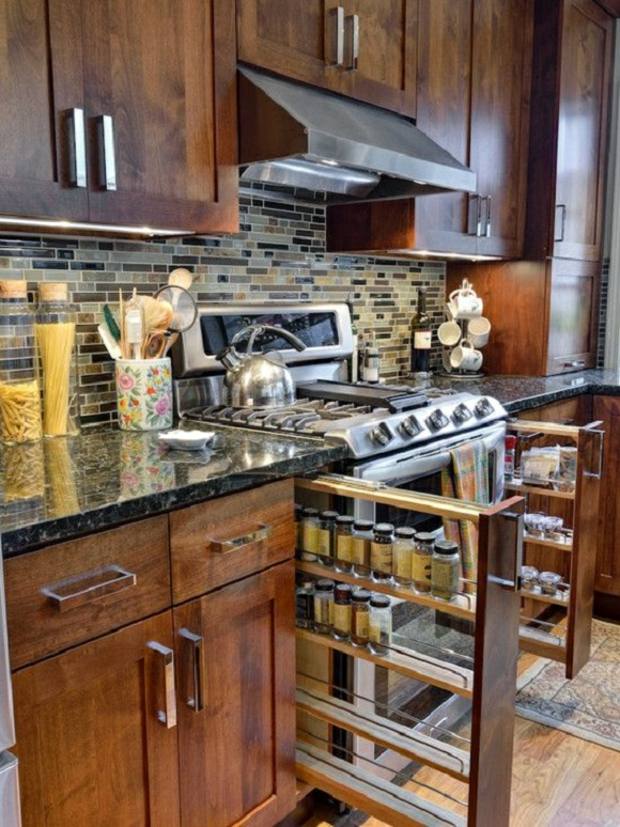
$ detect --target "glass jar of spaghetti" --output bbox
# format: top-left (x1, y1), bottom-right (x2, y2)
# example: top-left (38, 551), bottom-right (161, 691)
top-left (35, 283), bottom-right (79, 437)
top-left (0, 280), bottom-right (42, 444)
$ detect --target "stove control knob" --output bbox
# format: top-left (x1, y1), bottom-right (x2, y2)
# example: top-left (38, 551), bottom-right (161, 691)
top-left (452, 403), bottom-right (473, 424)
top-left (369, 423), bottom-right (393, 446)
top-left (399, 415), bottom-right (421, 438)
top-left (426, 409), bottom-right (449, 432)
top-left (474, 398), bottom-right (493, 418)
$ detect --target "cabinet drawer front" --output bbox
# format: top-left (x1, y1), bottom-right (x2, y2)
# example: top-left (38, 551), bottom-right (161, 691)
top-left (5, 515), bottom-right (171, 670)
top-left (170, 480), bottom-right (295, 603)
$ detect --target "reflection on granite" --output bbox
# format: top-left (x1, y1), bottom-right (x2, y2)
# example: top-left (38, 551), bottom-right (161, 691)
top-left (0, 425), bottom-right (348, 557)
top-left (402, 369), bottom-right (620, 414)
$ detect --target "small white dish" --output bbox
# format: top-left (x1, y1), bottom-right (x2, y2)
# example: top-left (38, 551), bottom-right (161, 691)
top-left (158, 429), bottom-right (215, 451)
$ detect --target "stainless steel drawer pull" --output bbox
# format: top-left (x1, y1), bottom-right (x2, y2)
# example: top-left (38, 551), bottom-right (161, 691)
top-left (485, 195), bottom-right (492, 238)
top-left (208, 523), bottom-right (271, 554)
top-left (96, 114), bottom-right (117, 190)
top-left (490, 510), bottom-right (524, 592)
top-left (41, 564), bottom-right (137, 612)
top-left (147, 641), bottom-right (177, 728)
top-left (554, 203), bottom-right (567, 242)
top-left (179, 628), bottom-right (205, 712)
top-left (345, 13), bottom-right (359, 70)
top-left (66, 107), bottom-right (87, 188)
top-left (563, 359), bottom-right (586, 369)
top-left (467, 195), bottom-right (482, 237)
top-left (328, 6), bottom-right (345, 67)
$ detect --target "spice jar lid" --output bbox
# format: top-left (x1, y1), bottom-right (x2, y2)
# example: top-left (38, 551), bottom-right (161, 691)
top-left (352, 589), bottom-right (371, 602)
top-left (39, 282), bottom-right (68, 301)
top-left (336, 515), bottom-right (355, 525)
top-left (369, 594), bottom-right (391, 608)
top-left (521, 565), bottom-right (539, 580)
top-left (539, 571), bottom-right (561, 583)
top-left (353, 519), bottom-right (374, 530)
top-left (416, 532), bottom-right (436, 543)
top-left (395, 526), bottom-right (416, 538)
top-left (434, 540), bottom-right (459, 555)
top-left (0, 280), bottom-right (28, 299)
top-left (299, 579), bottom-right (314, 590)
top-left (303, 507), bottom-right (319, 517)
top-left (335, 584), bottom-right (353, 602)
top-left (505, 435), bottom-right (517, 449)
top-left (315, 579), bottom-right (335, 592)
top-left (320, 510), bottom-right (339, 521)
top-left (374, 523), bottom-right (394, 534)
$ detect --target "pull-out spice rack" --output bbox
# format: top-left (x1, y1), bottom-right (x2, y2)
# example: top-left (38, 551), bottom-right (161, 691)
top-left (294, 473), bottom-right (524, 827)
top-left (506, 419), bottom-right (604, 678)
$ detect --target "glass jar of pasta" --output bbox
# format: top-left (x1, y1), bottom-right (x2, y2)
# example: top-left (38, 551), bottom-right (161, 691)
top-left (0, 280), bottom-right (42, 444)
top-left (35, 283), bottom-right (79, 437)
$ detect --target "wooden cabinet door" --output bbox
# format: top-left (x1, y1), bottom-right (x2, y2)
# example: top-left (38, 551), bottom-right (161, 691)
top-left (554, 0), bottom-right (612, 260)
top-left (174, 562), bottom-right (296, 827)
top-left (413, 0), bottom-right (477, 256)
top-left (12, 611), bottom-right (180, 827)
top-left (546, 258), bottom-right (599, 374)
top-left (470, 0), bottom-right (533, 259)
top-left (594, 396), bottom-right (620, 597)
top-left (0, 0), bottom-right (88, 221)
top-left (81, 0), bottom-right (238, 233)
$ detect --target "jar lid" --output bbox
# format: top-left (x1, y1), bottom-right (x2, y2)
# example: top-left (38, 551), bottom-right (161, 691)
top-left (315, 579), bottom-right (335, 592)
top-left (434, 540), bottom-right (459, 555)
top-left (539, 571), bottom-right (561, 583)
top-left (295, 503), bottom-right (303, 514)
top-left (336, 515), bottom-right (355, 525)
top-left (320, 510), bottom-right (339, 521)
top-left (415, 532), bottom-right (436, 543)
top-left (335, 584), bottom-right (353, 601)
top-left (521, 565), bottom-right (539, 580)
top-left (395, 526), bottom-right (416, 538)
top-left (374, 523), bottom-right (394, 534)
top-left (0, 280), bottom-right (27, 299)
top-left (303, 507), bottom-right (319, 517)
top-left (39, 282), bottom-right (68, 301)
top-left (370, 594), bottom-right (390, 608)
top-left (299, 579), bottom-right (314, 590)
top-left (505, 435), bottom-right (517, 449)
top-left (353, 519), bottom-right (374, 530)
top-left (352, 589), bottom-right (371, 602)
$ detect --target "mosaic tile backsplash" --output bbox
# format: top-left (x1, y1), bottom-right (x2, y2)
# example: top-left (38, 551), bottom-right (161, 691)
top-left (0, 190), bottom-right (446, 427)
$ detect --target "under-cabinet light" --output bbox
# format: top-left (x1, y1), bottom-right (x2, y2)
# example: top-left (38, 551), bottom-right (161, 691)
top-left (0, 215), bottom-right (191, 237)
top-left (396, 249), bottom-right (502, 262)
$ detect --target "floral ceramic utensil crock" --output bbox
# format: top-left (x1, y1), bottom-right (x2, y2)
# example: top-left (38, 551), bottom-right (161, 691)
top-left (115, 358), bottom-right (173, 431)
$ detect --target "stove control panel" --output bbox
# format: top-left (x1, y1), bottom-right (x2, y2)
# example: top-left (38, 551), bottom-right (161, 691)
top-left (426, 409), bottom-right (449, 432)
top-left (369, 422), bottom-right (394, 446)
top-left (452, 403), bottom-right (473, 424)
top-left (474, 397), bottom-right (494, 418)
top-left (399, 415), bottom-right (422, 438)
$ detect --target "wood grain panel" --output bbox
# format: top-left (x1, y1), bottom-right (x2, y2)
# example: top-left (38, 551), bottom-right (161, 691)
top-left (5, 515), bottom-right (171, 669)
top-left (593, 396), bottom-right (620, 597)
top-left (170, 479), bottom-right (295, 603)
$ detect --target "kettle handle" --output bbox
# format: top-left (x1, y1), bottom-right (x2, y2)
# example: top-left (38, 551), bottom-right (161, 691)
top-left (232, 324), bottom-right (306, 354)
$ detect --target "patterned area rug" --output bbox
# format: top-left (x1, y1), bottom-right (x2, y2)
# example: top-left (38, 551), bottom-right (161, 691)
top-left (516, 618), bottom-right (620, 751)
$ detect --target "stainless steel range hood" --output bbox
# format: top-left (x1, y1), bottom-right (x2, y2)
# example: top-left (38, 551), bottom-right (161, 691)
top-left (238, 66), bottom-right (476, 203)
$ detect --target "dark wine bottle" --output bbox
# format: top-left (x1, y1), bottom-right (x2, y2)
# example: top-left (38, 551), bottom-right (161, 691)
top-left (411, 287), bottom-right (432, 374)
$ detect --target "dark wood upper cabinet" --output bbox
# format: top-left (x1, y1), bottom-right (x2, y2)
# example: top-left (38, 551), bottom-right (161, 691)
top-left (174, 562), bottom-right (296, 827)
top-left (0, 0), bottom-right (238, 235)
top-left (236, 0), bottom-right (417, 116)
top-left (525, 0), bottom-right (613, 261)
top-left (326, 0), bottom-right (533, 259)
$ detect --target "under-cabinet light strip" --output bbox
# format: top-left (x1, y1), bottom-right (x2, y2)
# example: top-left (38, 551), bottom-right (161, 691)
top-left (0, 215), bottom-right (190, 237)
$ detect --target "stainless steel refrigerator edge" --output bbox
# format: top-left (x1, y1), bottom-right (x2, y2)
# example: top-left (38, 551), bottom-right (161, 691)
top-left (0, 541), bottom-right (21, 826)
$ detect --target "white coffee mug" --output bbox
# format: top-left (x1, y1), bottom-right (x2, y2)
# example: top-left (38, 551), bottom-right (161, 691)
top-left (437, 320), bottom-right (462, 347)
top-left (467, 316), bottom-right (491, 348)
top-left (448, 287), bottom-right (483, 320)
top-left (449, 340), bottom-right (483, 372)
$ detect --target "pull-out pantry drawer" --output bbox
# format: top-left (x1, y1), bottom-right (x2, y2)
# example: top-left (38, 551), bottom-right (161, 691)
top-left (170, 479), bottom-right (295, 603)
top-left (5, 515), bottom-right (171, 669)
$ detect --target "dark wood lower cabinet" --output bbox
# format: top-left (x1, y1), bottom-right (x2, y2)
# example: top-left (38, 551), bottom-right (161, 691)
top-left (12, 610), bottom-right (181, 827)
top-left (594, 396), bottom-right (620, 602)
top-left (174, 561), bottom-right (296, 827)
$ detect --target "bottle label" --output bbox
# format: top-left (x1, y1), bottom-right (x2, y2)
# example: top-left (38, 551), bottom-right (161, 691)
top-left (337, 535), bottom-right (352, 563)
top-left (414, 331), bottom-right (432, 349)
top-left (333, 603), bottom-right (352, 634)
top-left (371, 542), bottom-right (392, 574)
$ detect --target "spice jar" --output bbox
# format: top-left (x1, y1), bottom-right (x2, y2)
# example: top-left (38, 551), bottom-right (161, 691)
top-left (295, 578), bottom-right (315, 628)
top-left (352, 519), bottom-right (373, 577)
top-left (539, 571), bottom-right (562, 596)
top-left (412, 532), bottom-right (434, 593)
top-left (351, 589), bottom-right (371, 646)
top-left (371, 523), bottom-right (394, 582)
top-left (313, 579), bottom-right (335, 634)
top-left (0, 280), bottom-right (42, 444)
top-left (332, 583), bottom-right (353, 640)
top-left (318, 510), bottom-right (338, 567)
top-left (432, 540), bottom-right (460, 601)
top-left (335, 515), bottom-right (355, 572)
top-left (521, 565), bottom-right (539, 592)
top-left (35, 283), bottom-right (79, 437)
top-left (294, 504), bottom-right (303, 556)
top-left (301, 507), bottom-right (320, 561)
top-left (369, 594), bottom-right (392, 655)
top-left (393, 526), bottom-right (415, 586)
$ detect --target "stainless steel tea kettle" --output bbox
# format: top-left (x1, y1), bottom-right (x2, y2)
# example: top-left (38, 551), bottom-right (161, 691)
top-left (218, 324), bottom-right (306, 408)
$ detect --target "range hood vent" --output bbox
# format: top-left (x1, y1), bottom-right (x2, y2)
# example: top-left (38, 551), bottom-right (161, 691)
top-left (238, 66), bottom-right (476, 204)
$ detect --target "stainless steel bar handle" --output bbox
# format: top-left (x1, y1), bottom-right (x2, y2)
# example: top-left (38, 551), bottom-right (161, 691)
top-left (328, 6), bottom-right (345, 66)
top-left (96, 115), bottom-right (117, 190)
top-left (492, 510), bottom-right (524, 592)
top-left (345, 13), bottom-right (359, 70)
top-left (485, 195), bottom-right (492, 238)
top-left (563, 359), bottom-right (586, 369)
top-left (467, 195), bottom-right (480, 236)
top-left (583, 426), bottom-right (605, 479)
top-left (179, 628), bottom-right (205, 712)
top-left (554, 203), bottom-right (567, 242)
top-left (208, 523), bottom-right (271, 554)
top-left (66, 107), bottom-right (87, 188)
top-left (147, 641), bottom-right (177, 728)
top-left (42, 564), bottom-right (137, 612)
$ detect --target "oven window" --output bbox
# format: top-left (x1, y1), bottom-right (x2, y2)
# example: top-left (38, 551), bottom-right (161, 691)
top-left (374, 471), bottom-right (444, 533)
top-left (200, 311), bottom-right (339, 356)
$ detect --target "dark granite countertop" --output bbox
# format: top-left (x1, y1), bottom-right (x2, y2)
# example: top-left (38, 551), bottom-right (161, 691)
top-left (0, 425), bottom-right (348, 558)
